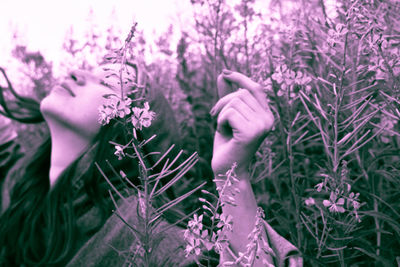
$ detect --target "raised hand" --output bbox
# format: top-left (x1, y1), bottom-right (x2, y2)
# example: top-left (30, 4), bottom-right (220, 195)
top-left (210, 70), bottom-right (274, 175)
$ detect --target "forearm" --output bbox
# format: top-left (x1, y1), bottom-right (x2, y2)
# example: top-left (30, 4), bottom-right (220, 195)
top-left (216, 168), bottom-right (273, 266)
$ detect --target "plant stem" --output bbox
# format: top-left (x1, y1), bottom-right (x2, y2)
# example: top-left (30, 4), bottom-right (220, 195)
top-left (333, 32), bottom-right (348, 173)
top-left (288, 121), bottom-right (302, 249)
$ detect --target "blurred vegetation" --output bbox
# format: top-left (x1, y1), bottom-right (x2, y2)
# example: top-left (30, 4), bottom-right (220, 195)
top-left (1, 0), bottom-right (400, 265)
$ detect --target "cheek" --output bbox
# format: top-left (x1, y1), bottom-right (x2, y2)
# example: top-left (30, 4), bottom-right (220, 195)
top-left (70, 92), bottom-right (106, 136)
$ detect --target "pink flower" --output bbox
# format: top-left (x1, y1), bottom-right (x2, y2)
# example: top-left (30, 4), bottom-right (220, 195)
top-left (98, 107), bottom-right (112, 125)
top-left (188, 214), bottom-right (203, 235)
top-left (271, 64), bottom-right (288, 84)
top-left (305, 197), bottom-right (315, 206)
top-left (348, 192), bottom-right (361, 210)
top-left (98, 95), bottom-right (132, 125)
top-left (323, 191), bottom-right (345, 213)
top-left (131, 102), bottom-right (156, 130)
top-left (216, 214), bottom-right (233, 232)
top-left (315, 182), bottom-right (324, 192)
top-left (115, 97), bottom-right (132, 118)
top-left (184, 237), bottom-right (202, 256)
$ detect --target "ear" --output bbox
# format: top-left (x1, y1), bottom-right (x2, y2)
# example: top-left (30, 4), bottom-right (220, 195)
top-left (217, 74), bottom-right (235, 99)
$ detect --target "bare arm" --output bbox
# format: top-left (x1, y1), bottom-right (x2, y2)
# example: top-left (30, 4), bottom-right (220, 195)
top-left (211, 70), bottom-right (274, 265)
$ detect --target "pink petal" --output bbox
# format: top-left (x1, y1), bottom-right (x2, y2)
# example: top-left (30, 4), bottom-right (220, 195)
top-left (323, 200), bottom-right (331, 207)
top-left (337, 198), bottom-right (345, 205)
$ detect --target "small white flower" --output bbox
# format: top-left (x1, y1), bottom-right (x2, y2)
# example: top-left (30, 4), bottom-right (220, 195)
top-left (98, 95), bottom-right (133, 125)
top-left (271, 64), bottom-right (288, 84)
top-left (114, 145), bottom-right (125, 160)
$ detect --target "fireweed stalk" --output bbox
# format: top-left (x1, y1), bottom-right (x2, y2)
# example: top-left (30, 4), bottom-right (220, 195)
top-left (96, 23), bottom-right (204, 266)
top-left (184, 163), bottom-right (274, 266)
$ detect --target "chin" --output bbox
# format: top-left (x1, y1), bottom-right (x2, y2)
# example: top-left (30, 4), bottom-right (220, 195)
top-left (39, 94), bottom-right (54, 116)
top-left (40, 96), bottom-right (101, 140)
top-left (39, 93), bottom-right (66, 122)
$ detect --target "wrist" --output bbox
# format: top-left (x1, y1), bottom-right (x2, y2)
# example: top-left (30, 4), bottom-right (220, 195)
top-left (212, 164), bottom-right (249, 180)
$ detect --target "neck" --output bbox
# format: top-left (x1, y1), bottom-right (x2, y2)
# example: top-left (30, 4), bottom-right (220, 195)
top-left (48, 122), bottom-right (91, 187)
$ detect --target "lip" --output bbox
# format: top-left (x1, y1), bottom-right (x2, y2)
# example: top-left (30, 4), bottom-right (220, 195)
top-left (58, 82), bottom-right (76, 97)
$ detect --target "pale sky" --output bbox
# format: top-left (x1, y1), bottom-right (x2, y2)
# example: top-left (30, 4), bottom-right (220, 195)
top-left (0, 0), bottom-right (335, 78)
top-left (0, 0), bottom-right (193, 74)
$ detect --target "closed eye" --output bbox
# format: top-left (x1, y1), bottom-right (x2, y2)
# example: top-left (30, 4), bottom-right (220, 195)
top-left (100, 80), bottom-right (112, 89)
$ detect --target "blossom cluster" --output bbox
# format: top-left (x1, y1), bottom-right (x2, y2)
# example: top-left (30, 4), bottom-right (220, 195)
top-left (98, 94), bottom-right (156, 131)
top-left (326, 23), bottom-right (348, 48)
top-left (183, 214), bottom-right (212, 257)
top-left (98, 94), bottom-right (132, 125)
top-left (307, 162), bottom-right (362, 222)
top-left (183, 163), bottom-right (240, 258)
top-left (224, 207), bottom-right (275, 267)
top-left (213, 162), bottom-right (241, 207)
top-left (270, 64), bottom-right (312, 104)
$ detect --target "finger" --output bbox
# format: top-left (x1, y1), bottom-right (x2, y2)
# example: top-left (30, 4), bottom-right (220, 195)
top-left (221, 97), bottom-right (274, 133)
top-left (225, 97), bottom-right (256, 123)
top-left (216, 107), bottom-right (249, 137)
top-left (217, 72), bottom-right (234, 99)
top-left (222, 71), bottom-right (269, 108)
top-left (211, 89), bottom-right (266, 118)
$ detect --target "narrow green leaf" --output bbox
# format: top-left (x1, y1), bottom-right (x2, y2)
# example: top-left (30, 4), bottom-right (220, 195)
top-left (340, 96), bottom-right (372, 130)
top-left (341, 92), bottom-right (373, 111)
top-left (338, 110), bottom-right (378, 147)
top-left (341, 127), bottom-right (384, 159)
top-left (150, 144), bottom-right (176, 170)
top-left (293, 130), bottom-right (309, 146)
top-left (95, 162), bottom-right (126, 200)
top-left (152, 182), bottom-right (206, 221)
top-left (152, 153), bottom-right (198, 198)
top-left (347, 82), bottom-right (377, 96)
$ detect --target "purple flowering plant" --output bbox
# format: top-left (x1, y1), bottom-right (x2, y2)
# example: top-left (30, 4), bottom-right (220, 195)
top-left (94, 23), bottom-right (205, 266)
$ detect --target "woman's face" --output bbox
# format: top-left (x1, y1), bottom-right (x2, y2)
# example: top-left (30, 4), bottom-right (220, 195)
top-left (40, 64), bottom-right (134, 140)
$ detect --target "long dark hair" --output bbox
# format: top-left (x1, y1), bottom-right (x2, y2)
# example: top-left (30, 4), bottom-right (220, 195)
top-left (0, 68), bottom-right (181, 266)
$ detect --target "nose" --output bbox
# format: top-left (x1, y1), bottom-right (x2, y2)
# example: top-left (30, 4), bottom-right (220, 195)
top-left (69, 71), bottom-right (86, 86)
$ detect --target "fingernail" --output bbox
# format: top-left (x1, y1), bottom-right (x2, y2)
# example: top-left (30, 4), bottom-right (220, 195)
top-left (222, 69), bottom-right (232, 75)
top-left (209, 107), bottom-right (216, 116)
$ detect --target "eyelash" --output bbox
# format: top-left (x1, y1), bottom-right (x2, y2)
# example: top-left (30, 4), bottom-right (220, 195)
top-left (100, 80), bottom-right (112, 88)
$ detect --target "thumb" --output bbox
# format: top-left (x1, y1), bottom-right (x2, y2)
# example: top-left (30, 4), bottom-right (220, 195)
top-left (217, 69), bottom-right (235, 99)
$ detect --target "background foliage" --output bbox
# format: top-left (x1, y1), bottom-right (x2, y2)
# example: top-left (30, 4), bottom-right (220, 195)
top-left (2, 0), bottom-right (400, 265)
